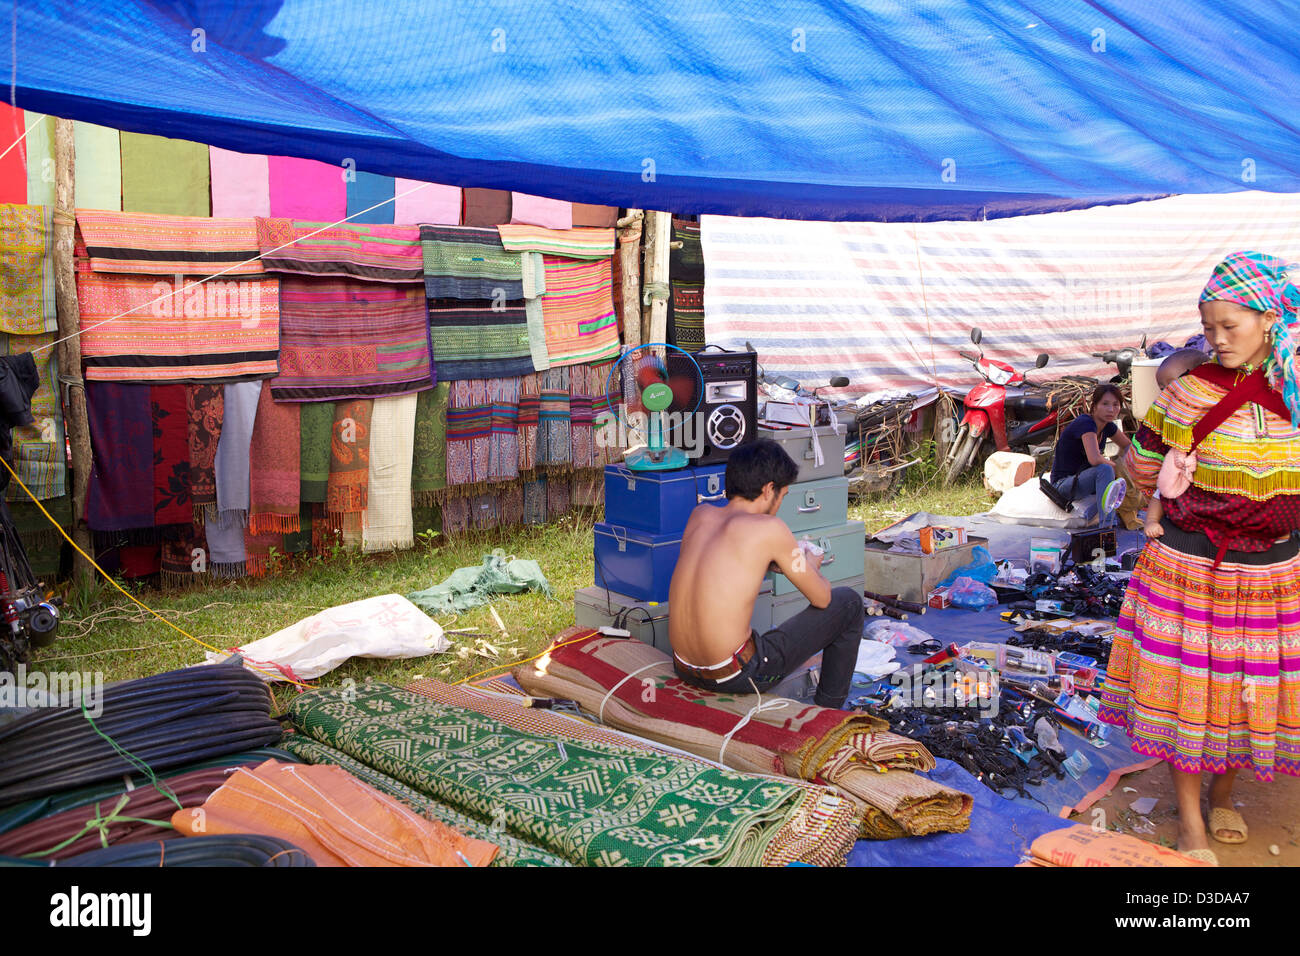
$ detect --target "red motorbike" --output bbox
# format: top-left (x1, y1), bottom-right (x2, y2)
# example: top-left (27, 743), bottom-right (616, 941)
top-left (941, 327), bottom-right (1069, 486)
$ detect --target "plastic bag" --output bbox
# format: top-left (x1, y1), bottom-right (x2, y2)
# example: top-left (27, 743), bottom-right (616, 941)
top-left (948, 576), bottom-right (998, 610)
top-left (938, 545), bottom-right (998, 588)
top-left (863, 618), bottom-right (935, 647)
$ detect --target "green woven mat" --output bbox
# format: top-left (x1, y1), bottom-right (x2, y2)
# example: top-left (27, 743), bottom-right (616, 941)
top-left (288, 683), bottom-right (805, 867)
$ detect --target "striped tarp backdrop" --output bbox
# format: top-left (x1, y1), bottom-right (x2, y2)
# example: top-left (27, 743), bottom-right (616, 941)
top-left (702, 193), bottom-right (1300, 397)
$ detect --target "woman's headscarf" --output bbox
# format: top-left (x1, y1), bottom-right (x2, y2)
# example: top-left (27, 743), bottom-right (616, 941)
top-left (1199, 250), bottom-right (1300, 427)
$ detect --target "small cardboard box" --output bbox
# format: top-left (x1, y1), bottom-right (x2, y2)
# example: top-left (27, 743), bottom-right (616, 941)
top-left (920, 526), bottom-right (968, 554)
top-left (928, 586), bottom-right (953, 610)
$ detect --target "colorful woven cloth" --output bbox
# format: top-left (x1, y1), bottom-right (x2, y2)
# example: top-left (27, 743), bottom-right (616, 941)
top-left (539, 256), bottom-right (620, 368)
top-left (326, 399), bottom-right (372, 519)
top-left (76, 268), bottom-right (280, 382)
top-left (280, 735), bottom-right (568, 867)
top-left (243, 527), bottom-right (285, 578)
top-left (151, 385), bottom-right (193, 531)
top-left (298, 402), bottom-right (335, 503)
top-left (419, 224), bottom-right (524, 299)
top-left (1098, 532), bottom-right (1300, 781)
top-left (214, 381), bottom-right (262, 521)
top-left (539, 367), bottom-right (572, 469)
top-left (445, 379), bottom-right (491, 489)
top-left (403, 677), bottom-right (860, 867)
top-left (288, 682), bottom-right (810, 867)
top-left (669, 280), bottom-right (705, 352)
top-left (545, 476), bottom-right (571, 520)
top-left (362, 394), bottom-right (417, 552)
top-left (496, 224), bottom-right (616, 259)
top-left (517, 373), bottom-right (541, 472)
top-left (522, 478), bottom-right (548, 525)
top-left (411, 383), bottom-right (449, 506)
top-left (669, 217), bottom-right (705, 282)
top-left (0, 204), bottom-right (55, 334)
top-left (186, 385), bottom-right (223, 521)
top-left (85, 383), bottom-right (153, 532)
top-left (425, 297), bottom-right (534, 381)
top-left (248, 383), bottom-right (301, 534)
top-left (76, 210), bottom-right (263, 276)
top-left (161, 523), bottom-right (207, 589)
top-left (2, 332), bottom-right (65, 501)
top-left (569, 362), bottom-right (619, 470)
top-left (172, 758), bottom-right (498, 867)
top-left (255, 218), bottom-right (424, 283)
top-left (515, 630), bottom-right (973, 838)
top-left (270, 277), bottom-right (434, 402)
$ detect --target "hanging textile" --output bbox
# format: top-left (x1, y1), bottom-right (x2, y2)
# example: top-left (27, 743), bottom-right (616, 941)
top-left (283, 504), bottom-right (313, 555)
top-left (214, 381), bottom-right (262, 522)
top-left (445, 379), bottom-right (490, 490)
top-left (298, 402), bottom-right (335, 504)
top-left (161, 523), bottom-right (208, 589)
top-left (425, 297), bottom-right (533, 381)
top-left (538, 367), bottom-right (571, 469)
top-left (76, 268), bottom-right (280, 382)
top-left (0, 204), bottom-right (56, 334)
top-left (75, 210), bottom-right (263, 276)
top-left (668, 217), bottom-right (706, 352)
top-left (243, 527), bottom-right (284, 578)
top-left (509, 192), bottom-right (572, 230)
top-left (209, 146), bottom-right (270, 218)
top-left (496, 224), bottom-right (615, 259)
top-left (85, 383), bottom-right (154, 532)
top-left (119, 132), bottom-right (210, 217)
top-left (267, 156), bottom-right (346, 221)
top-left (9, 495), bottom-right (70, 578)
top-left (326, 399), bottom-right (372, 522)
top-left (345, 171), bottom-right (396, 225)
top-left (2, 331), bottom-right (65, 501)
top-left (469, 492), bottom-right (500, 530)
top-left (151, 385), bottom-right (193, 532)
top-left (0, 105), bottom-right (28, 204)
top-left (589, 359), bottom-right (620, 468)
top-left (411, 383), bottom-right (449, 506)
top-left (72, 122), bottom-right (122, 212)
top-left (270, 277), bottom-right (433, 402)
top-left (22, 113), bottom-right (54, 208)
top-left (186, 385), bottom-right (224, 522)
top-left (461, 188), bottom-right (510, 227)
top-left (538, 256), bottom-right (620, 368)
top-left (571, 203), bottom-right (619, 228)
top-left (418, 224), bottom-right (524, 299)
top-left (362, 394), bottom-right (417, 552)
top-left (517, 373), bottom-right (541, 473)
top-left (569, 365), bottom-right (596, 471)
top-left (248, 383), bottom-right (301, 534)
top-left (393, 179), bottom-right (461, 226)
top-left (488, 377), bottom-right (520, 483)
top-left (255, 218), bottom-right (423, 283)
top-left (500, 482), bottom-right (524, 526)
top-left (546, 476), bottom-right (571, 519)
top-left (440, 495), bottom-right (469, 535)
top-left (206, 511), bottom-right (247, 578)
top-left (522, 478), bottom-right (548, 525)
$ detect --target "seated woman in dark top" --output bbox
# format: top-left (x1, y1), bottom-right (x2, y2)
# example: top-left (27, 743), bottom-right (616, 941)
top-left (1049, 383), bottom-right (1131, 525)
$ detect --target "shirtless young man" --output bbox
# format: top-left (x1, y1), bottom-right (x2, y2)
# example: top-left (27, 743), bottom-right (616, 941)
top-left (668, 439), bottom-right (865, 709)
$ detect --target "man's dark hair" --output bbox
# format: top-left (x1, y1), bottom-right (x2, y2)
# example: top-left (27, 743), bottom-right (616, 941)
top-left (724, 439), bottom-right (798, 501)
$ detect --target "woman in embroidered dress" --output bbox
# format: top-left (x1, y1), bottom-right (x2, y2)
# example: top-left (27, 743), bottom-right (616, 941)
top-left (1099, 252), bottom-right (1300, 865)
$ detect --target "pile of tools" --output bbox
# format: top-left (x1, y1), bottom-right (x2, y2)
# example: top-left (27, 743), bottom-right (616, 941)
top-left (862, 590), bottom-right (926, 621)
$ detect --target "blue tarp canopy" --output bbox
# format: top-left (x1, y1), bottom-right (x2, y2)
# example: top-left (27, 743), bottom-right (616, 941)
top-left (10, 1), bottom-right (1300, 220)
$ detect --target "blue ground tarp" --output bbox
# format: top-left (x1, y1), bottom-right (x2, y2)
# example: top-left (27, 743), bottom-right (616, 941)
top-left (10, 2), bottom-right (1300, 220)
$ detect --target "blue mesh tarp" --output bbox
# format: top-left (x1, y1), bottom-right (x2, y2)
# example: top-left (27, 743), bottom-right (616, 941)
top-left (9, 1), bottom-right (1300, 221)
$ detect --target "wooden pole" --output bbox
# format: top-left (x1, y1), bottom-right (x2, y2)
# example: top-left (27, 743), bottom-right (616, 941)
top-left (641, 210), bottom-right (671, 345)
top-left (616, 209), bottom-right (644, 350)
top-left (52, 118), bottom-right (93, 581)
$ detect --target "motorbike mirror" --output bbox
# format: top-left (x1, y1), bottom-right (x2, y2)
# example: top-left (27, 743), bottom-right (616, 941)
top-left (971, 328), bottom-right (983, 346)
top-left (829, 376), bottom-right (850, 388)
top-left (1036, 353), bottom-right (1049, 368)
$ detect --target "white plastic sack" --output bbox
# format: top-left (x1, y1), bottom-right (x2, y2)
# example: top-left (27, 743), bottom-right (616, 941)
top-left (854, 639), bottom-right (900, 678)
top-left (206, 594), bottom-right (449, 682)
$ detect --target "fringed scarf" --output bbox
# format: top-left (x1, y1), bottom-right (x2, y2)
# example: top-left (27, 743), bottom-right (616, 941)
top-left (151, 385), bottom-right (192, 535)
top-left (523, 478), bottom-right (548, 525)
top-left (446, 379), bottom-right (491, 490)
top-left (470, 493), bottom-right (500, 531)
top-left (186, 384), bottom-right (223, 523)
top-left (161, 523), bottom-right (208, 590)
top-left (411, 383), bottom-right (449, 506)
top-left (488, 378), bottom-right (520, 484)
top-left (326, 399), bottom-right (372, 523)
top-left (248, 384), bottom-right (301, 534)
top-left (589, 360), bottom-right (620, 468)
top-left (362, 394), bottom-right (417, 552)
top-left (214, 381), bottom-right (262, 523)
top-left (86, 383), bottom-right (153, 533)
top-left (518, 373), bottom-right (542, 473)
top-left (298, 402), bottom-right (335, 503)
top-left (500, 482), bottom-right (524, 527)
top-left (441, 495), bottom-right (469, 535)
top-left (244, 527), bottom-right (284, 578)
top-left (206, 511), bottom-right (246, 579)
top-left (539, 367), bottom-right (571, 470)
top-left (546, 476), bottom-right (571, 520)
top-left (569, 366), bottom-right (596, 471)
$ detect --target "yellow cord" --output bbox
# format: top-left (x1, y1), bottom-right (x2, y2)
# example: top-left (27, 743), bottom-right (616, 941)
top-left (452, 632), bottom-right (597, 686)
top-left (0, 456), bottom-right (309, 688)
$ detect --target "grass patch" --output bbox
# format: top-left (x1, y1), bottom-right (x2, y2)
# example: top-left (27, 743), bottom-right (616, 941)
top-left (34, 470), bottom-right (991, 705)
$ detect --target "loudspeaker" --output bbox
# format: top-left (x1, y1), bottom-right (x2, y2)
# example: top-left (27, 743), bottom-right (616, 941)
top-left (670, 349), bottom-right (757, 466)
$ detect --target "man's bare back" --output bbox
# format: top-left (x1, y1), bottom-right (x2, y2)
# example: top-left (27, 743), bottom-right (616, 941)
top-left (669, 486), bottom-right (831, 667)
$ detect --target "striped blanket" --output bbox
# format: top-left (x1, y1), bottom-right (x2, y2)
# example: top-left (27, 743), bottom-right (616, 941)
top-left (256, 218), bottom-right (423, 283)
top-left (702, 193), bottom-right (1300, 397)
top-left (425, 297), bottom-right (534, 381)
top-left (497, 224), bottom-right (616, 259)
top-left (2, 332), bottom-right (65, 500)
top-left (419, 224), bottom-right (523, 299)
top-left (539, 256), bottom-right (620, 367)
top-left (76, 210), bottom-right (263, 276)
top-left (270, 278), bottom-right (433, 401)
top-left (76, 267), bottom-right (280, 382)
top-left (445, 378), bottom-right (520, 489)
top-left (0, 204), bottom-right (56, 334)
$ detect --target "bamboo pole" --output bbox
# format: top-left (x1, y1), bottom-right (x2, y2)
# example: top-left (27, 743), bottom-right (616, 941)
top-left (640, 210), bottom-right (671, 345)
top-left (616, 209), bottom-right (643, 350)
top-left (52, 118), bottom-right (93, 581)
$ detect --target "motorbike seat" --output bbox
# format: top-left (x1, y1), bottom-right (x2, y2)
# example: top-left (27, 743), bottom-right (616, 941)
top-left (1006, 392), bottom-right (1050, 414)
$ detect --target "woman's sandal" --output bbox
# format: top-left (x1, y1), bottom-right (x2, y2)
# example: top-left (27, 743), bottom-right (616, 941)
top-left (1182, 847), bottom-right (1220, 866)
top-left (1209, 807), bottom-right (1248, 845)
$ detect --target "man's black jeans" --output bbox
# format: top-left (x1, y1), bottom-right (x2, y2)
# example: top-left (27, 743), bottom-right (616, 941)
top-left (674, 586), bottom-right (864, 709)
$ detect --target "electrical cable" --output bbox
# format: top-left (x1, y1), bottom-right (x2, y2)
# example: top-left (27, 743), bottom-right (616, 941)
top-left (51, 833), bottom-right (316, 867)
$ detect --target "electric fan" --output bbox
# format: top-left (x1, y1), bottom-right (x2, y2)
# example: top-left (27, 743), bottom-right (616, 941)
top-left (604, 343), bottom-right (704, 471)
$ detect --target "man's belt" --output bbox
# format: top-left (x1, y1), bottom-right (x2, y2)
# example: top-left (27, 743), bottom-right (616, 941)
top-left (674, 634), bottom-right (757, 682)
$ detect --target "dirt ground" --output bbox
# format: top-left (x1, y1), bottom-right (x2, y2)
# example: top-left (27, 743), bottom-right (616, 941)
top-left (1078, 763), bottom-right (1300, 866)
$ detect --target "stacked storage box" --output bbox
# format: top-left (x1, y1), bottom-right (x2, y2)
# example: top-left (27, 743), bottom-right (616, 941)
top-left (756, 424), bottom-right (865, 626)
